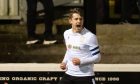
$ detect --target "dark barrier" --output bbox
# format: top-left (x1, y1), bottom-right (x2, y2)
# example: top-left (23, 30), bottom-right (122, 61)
top-left (0, 71), bottom-right (140, 84)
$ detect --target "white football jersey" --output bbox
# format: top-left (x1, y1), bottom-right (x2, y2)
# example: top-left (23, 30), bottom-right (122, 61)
top-left (62, 28), bottom-right (101, 77)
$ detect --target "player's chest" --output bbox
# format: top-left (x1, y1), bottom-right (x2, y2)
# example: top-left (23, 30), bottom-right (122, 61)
top-left (66, 35), bottom-right (88, 51)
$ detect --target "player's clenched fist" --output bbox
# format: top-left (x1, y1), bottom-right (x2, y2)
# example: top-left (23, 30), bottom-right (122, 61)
top-left (60, 62), bottom-right (66, 70)
top-left (72, 57), bottom-right (80, 65)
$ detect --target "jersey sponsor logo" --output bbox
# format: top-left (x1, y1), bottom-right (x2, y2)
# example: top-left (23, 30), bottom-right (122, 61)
top-left (67, 44), bottom-right (80, 50)
top-left (68, 44), bottom-right (72, 49)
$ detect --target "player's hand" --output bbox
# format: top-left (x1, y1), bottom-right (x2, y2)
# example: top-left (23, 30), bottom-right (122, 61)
top-left (72, 57), bottom-right (80, 65)
top-left (60, 62), bottom-right (66, 70)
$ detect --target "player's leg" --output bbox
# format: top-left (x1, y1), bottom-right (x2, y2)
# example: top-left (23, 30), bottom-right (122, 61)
top-left (74, 76), bottom-right (95, 84)
top-left (58, 74), bottom-right (73, 84)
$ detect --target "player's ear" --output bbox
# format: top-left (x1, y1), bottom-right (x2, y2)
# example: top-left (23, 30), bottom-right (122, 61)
top-left (69, 19), bottom-right (72, 24)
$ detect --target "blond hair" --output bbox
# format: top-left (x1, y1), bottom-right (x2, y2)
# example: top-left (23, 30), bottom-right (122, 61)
top-left (68, 8), bottom-right (84, 19)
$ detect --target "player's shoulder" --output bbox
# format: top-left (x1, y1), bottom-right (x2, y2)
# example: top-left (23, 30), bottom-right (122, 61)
top-left (83, 28), bottom-right (98, 43)
top-left (64, 28), bottom-right (71, 33)
top-left (84, 28), bottom-right (96, 38)
top-left (64, 28), bottom-right (72, 36)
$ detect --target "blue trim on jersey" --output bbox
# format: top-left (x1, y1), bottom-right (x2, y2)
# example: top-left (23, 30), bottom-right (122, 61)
top-left (92, 51), bottom-right (100, 56)
top-left (90, 46), bottom-right (99, 51)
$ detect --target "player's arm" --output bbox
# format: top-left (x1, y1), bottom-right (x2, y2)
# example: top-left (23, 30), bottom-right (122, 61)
top-left (60, 31), bottom-right (69, 70)
top-left (80, 35), bottom-right (101, 65)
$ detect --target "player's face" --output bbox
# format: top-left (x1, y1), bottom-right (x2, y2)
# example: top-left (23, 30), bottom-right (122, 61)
top-left (69, 13), bottom-right (84, 33)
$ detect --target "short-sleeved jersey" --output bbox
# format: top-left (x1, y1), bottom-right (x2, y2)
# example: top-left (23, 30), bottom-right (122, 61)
top-left (63, 28), bottom-right (101, 77)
